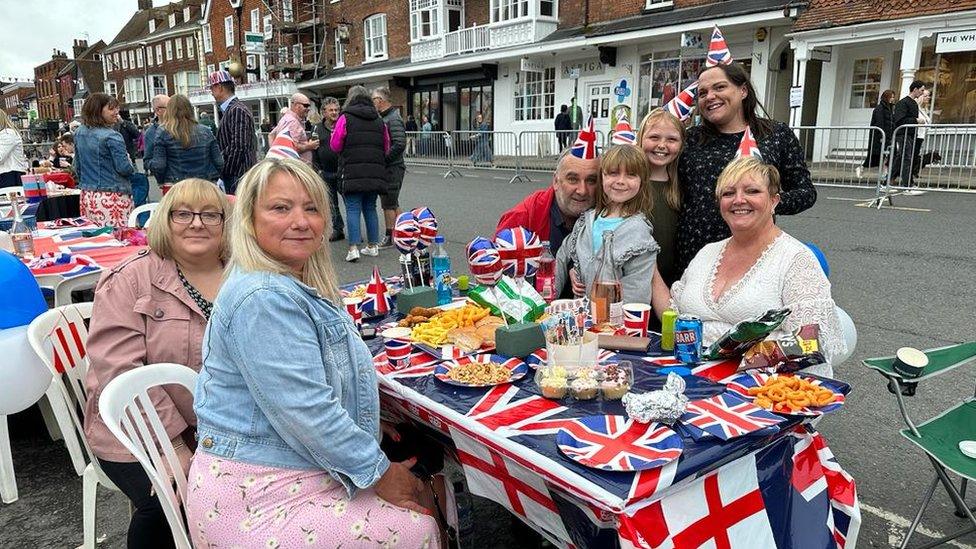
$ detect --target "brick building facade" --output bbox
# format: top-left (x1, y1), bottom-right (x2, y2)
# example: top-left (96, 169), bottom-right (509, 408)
top-left (56, 40), bottom-right (107, 121)
top-left (33, 51), bottom-right (70, 122)
top-left (1, 82), bottom-right (35, 121)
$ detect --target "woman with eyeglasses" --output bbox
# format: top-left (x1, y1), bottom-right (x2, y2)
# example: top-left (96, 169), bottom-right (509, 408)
top-left (83, 178), bottom-right (230, 549)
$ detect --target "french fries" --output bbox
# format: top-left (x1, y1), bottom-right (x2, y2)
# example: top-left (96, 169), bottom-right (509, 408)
top-left (746, 375), bottom-right (836, 413)
top-left (409, 304), bottom-right (491, 346)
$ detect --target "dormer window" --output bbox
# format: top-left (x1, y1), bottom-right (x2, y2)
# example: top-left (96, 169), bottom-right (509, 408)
top-left (149, 19), bottom-right (156, 33)
top-left (183, 7), bottom-right (191, 21)
top-left (169, 13), bottom-right (176, 28)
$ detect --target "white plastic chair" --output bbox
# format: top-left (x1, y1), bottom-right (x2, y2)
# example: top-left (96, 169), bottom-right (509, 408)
top-left (27, 302), bottom-right (120, 548)
top-left (99, 363), bottom-right (195, 549)
top-left (127, 203), bottom-right (158, 228)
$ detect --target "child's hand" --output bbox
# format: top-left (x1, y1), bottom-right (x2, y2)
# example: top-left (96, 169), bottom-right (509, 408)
top-left (570, 268), bottom-right (585, 297)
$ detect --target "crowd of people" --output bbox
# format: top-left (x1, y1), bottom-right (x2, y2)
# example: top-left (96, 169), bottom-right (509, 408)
top-left (15, 60), bottom-right (856, 548)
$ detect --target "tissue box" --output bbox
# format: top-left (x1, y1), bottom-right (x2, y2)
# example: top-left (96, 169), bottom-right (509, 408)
top-left (396, 286), bottom-right (437, 313)
top-left (495, 322), bottom-right (545, 358)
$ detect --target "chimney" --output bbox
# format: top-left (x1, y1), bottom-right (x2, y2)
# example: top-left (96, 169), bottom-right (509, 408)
top-left (73, 39), bottom-right (89, 58)
top-left (138, 0), bottom-right (152, 10)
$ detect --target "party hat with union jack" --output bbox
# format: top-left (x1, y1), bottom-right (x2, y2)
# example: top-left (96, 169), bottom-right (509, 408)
top-left (610, 113), bottom-right (637, 145)
top-left (570, 117), bottom-right (598, 160)
top-left (706, 25), bottom-right (734, 67)
top-left (266, 130), bottom-right (301, 160)
top-left (363, 266), bottom-right (393, 316)
top-left (664, 81), bottom-right (698, 122)
top-left (736, 126), bottom-right (763, 160)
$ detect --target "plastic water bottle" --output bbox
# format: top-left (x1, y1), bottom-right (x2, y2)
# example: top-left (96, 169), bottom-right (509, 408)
top-left (534, 241), bottom-right (556, 303)
top-left (432, 235), bottom-right (453, 305)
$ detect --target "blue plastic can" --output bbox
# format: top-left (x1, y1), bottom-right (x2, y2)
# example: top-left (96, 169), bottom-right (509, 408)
top-left (674, 315), bottom-right (703, 364)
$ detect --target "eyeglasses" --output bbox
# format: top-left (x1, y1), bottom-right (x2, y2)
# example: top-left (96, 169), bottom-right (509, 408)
top-left (170, 210), bottom-right (224, 226)
top-left (297, 102), bottom-right (311, 108)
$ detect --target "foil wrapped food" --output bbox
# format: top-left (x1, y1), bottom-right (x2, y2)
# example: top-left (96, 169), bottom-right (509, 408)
top-left (622, 373), bottom-right (689, 424)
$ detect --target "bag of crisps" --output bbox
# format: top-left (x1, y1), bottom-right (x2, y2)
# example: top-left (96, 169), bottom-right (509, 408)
top-left (740, 324), bottom-right (826, 373)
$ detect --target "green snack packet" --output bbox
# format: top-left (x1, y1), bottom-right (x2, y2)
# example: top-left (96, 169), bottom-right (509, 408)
top-left (703, 307), bottom-right (792, 360)
top-left (468, 276), bottom-right (546, 323)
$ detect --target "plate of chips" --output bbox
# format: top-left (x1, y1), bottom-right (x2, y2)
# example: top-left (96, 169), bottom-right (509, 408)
top-left (434, 354), bottom-right (528, 387)
top-left (725, 372), bottom-right (848, 417)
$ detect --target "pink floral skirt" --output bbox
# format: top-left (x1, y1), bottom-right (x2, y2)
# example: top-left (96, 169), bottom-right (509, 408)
top-left (186, 451), bottom-right (440, 548)
top-left (79, 190), bottom-right (132, 228)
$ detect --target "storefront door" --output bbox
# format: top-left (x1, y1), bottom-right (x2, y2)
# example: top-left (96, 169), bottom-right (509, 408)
top-left (587, 82), bottom-right (612, 134)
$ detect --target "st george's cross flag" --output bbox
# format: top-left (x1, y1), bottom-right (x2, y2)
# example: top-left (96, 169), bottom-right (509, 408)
top-left (736, 126), bottom-right (763, 159)
top-left (266, 130), bottom-right (301, 160)
top-left (706, 25), bottom-right (734, 67)
top-left (611, 113), bottom-right (637, 145)
top-left (570, 117), bottom-right (598, 160)
top-left (663, 82), bottom-right (698, 122)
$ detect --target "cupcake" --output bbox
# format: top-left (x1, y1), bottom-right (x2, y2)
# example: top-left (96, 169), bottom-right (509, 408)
top-left (570, 377), bottom-right (598, 400)
top-left (599, 363), bottom-right (632, 400)
top-left (540, 376), bottom-right (568, 399)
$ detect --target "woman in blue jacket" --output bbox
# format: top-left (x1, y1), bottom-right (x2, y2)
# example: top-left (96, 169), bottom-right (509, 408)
top-left (73, 93), bottom-right (134, 227)
top-left (148, 95), bottom-right (223, 192)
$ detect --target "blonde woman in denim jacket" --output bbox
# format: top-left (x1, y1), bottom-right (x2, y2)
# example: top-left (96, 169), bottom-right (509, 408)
top-left (73, 93), bottom-right (135, 227)
top-left (188, 158), bottom-right (440, 548)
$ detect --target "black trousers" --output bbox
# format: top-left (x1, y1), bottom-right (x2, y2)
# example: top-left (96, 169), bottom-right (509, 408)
top-left (98, 458), bottom-right (176, 549)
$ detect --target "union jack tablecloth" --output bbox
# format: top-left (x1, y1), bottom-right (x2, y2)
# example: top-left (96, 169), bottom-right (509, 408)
top-left (27, 223), bottom-right (146, 279)
top-left (365, 314), bottom-right (860, 549)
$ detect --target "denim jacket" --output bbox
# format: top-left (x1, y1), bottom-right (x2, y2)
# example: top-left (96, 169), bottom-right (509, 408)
top-left (72, 125), bottom-right (134, 193)
top-left (148, 124), bottom-right (223, 184)
top-left (194, 270), bottom-right (389, 496)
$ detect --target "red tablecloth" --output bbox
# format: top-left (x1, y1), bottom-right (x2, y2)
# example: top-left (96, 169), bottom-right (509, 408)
top-left (28, 225), bottom-right (146, 278)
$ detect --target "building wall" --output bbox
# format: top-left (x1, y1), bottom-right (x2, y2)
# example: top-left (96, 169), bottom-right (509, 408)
top-left (104, 30), bottom-right (201, 109)
top-left (1, 86), bottom-right (35, 117)
top-left (33, 56), bottom-right (70, 121)
top-left (320, 0), bottom-right (411, 68)
top-left (560, 0), bottom-right (727, 28)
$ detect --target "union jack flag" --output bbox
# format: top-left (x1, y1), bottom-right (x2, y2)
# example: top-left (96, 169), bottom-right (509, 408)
top-left (28, 252), bottom-right (102, 279)
top-left (362, 266), bottom-right (393, 316)
top-left (663, 81), bottom-right (698, 122)
top-left (468, 245), bottom-right (502, 286)
top-left (556, 415), bottom-right (683, 471)
top-left (495, 226), bottom-right (542, 278)
top-left (266, 130), bottom-right (301, 160)
top-left (570, 117), bottom-right (598, 160)
top-left (611, 114), bottom-right (637, 145)
top-left (466, 383), bottom-right (573, 436)
top-left (392, 211), bottom-right (420, 255)
top-left (681, 391), bottom-right (786, 441)
top-left (706, 25), bottom-right (734, 67)
top-left (411, 207), bottom-right (438, 250)
top-left (736, 126), bottom-right (763, 160)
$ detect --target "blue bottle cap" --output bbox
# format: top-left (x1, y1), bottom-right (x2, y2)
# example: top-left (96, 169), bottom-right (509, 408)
top-left (434, 235), bottom-right (445, 244)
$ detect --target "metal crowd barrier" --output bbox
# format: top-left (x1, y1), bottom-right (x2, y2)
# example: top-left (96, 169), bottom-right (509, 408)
top-left (790, 126), bottom-right (887, 192)
top-left (517, 130), bottom-right (576, 172)
top-left (885, 124), bottom-right (976, 194)
top-left (451, 130), bottom-right (528, 184)
top-left (404, 131), bottom-right (460, 178)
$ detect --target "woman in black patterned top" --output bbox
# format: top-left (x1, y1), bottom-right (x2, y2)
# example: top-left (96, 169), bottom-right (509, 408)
top-left (676, 63), bottom-right (815, 277)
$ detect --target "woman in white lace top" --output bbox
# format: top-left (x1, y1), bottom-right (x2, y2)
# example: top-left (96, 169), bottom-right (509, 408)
top-left (670, 157), bottom-right (845, 378)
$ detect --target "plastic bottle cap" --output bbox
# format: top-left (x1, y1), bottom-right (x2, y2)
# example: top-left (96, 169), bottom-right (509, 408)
top-left (434, 235), bottom-right (445, 243)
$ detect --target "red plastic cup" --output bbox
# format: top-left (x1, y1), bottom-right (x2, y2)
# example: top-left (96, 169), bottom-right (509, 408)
top-left (623, 303), bottom-right (652, 337)
top-left (384, 337), bottom-right (412, 370)
top-left (343, 297), bottom-right (363, 329)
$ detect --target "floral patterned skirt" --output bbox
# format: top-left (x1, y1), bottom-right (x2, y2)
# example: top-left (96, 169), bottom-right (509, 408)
top-left (185, 451), bottom-right (440, 548)
top-left (79, 190), bottom-right (133, 228)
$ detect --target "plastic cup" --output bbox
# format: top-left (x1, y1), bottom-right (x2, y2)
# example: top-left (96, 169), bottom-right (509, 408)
top-left (384, 337), bottom-right (412, 370)
top-left (343, 297), bottom-right (363, 329)
top-left (623, 303), bottom-right (652, 337)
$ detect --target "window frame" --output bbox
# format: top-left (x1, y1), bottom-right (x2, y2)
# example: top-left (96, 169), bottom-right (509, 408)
top-left (513, 67), bottom-right (556, 121)
top-left (150, 74), bottom-right (168, 97)
top-left (122, 51), bottom-right (129, 70)
top-left (293, 43), bottom-right (303, 65)
top-left (491, 0), bottom-right (529, 23)
top-left (175, 38), bottom-right (183, 59)
top-left (225, 16), bottom-right (235, 47)
top-left (263, 15), bottom-right (273, 39)
top-left (644, 0), bottom-right (674, 9)
top-left (187, 36), bottom-right (195, 59)
top-left (136, 48), bottom-right (144, 68)
top-left (202, 23), bottom-right (213, 53)
top-left (409, 0), bottom-right (439, 41)
top-left (849, 57), bottom-right (884, 109)
top-left (334, 31), bottom-right (345, 68)
top-left (165, 40), bottom-right (173, 61)
top-left (149, 19), bottom-right (156, 33)
top-left (363, 13), bottom-right (388, 62)
top-left (105, 81), bottom-right (117, 97)
top-left (155, 44), bottom-right (163, 65)
top-left (282, 0), bottom-right (294, 23)
top-left (169, 13), bottom-right (176, 28)
top-left (124, 77), bottom-right (145, 103)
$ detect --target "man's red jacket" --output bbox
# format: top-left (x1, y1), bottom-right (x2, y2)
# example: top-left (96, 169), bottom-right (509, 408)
top-left (495, 187), bottom-right (554, 240)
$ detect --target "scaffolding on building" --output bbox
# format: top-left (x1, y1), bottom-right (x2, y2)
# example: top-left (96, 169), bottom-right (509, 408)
top-left (261, 0), bottom-right (328, 81)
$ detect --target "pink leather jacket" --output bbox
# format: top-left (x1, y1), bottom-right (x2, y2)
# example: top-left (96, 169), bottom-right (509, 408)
top-left (83, 249), bottom-right (209, 462)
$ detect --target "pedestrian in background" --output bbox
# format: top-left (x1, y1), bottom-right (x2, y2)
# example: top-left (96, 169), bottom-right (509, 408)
top-left (148, 95), bottom-right (223, 191)
top-left (73, 93), bottom-right (134, 227)
top-left (209, 70), bottom-right (256, 194)
top-left (857, 89), bottom-right (894, 179)
top-left (554, 104), bottom-right (572, 150)
top-left (313, 96), bottom-right (345, 242)
top-left (331, 85), bottom-right (390, 262)
top-left (420, 115), bottom-right (432, 156)
top-left (0, 110), bottom-right (29, 189)
top-left (469, 111), bottom-right (492, 165)
top-left (142, 94), bottom-right (169, 181)
top-left (891, 80), bottom-right (926, 189)
top-left (371, 87), bottom-right (406, 249)
top-left (405, 115), bottom-right (418, 157)
top-left (270, 93), bottom-right (320, 165)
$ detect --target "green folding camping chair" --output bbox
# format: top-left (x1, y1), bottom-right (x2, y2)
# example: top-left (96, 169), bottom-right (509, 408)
top-left (864, 341), bottom-right (976, 549)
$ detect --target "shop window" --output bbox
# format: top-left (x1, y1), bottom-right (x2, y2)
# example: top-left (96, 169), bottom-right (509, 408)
top-left (850, 57), bottom-right (883, 109)
top-left (364, 14), bottom-right (388, 61)
top-left (514, 67), bottom-right (555, 121)
top-left (411, 90), bottom-right (440, 129)
top-left (410, 0), bottom-right (439, 40)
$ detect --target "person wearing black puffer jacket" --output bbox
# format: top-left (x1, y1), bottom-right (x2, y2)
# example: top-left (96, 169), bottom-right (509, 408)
top-left (330, 85), bottom-right (391, 262)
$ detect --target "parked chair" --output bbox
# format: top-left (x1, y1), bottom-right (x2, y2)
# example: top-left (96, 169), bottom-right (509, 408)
top-left (27, 302), bottom-right (121, 548)
top-left (127, 202), bottom-right (158, 228)
top-left (864, 341), bottom-right (976, 548)
top-left (98, 363), bottom-right (196, 549)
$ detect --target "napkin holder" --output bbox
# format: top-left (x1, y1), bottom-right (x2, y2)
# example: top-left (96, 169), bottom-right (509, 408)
top-left (396, 286), bottom-right (437, 313)
top-left (495, 322), bottom-right (545, 358)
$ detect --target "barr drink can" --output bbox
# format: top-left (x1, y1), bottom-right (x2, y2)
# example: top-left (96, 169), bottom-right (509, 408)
top-left (674, 315), bottom-right (703, 364)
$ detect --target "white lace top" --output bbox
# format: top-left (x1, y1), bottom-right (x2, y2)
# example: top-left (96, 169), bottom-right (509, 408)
top-left (671, 233), bottom-right (846, 378)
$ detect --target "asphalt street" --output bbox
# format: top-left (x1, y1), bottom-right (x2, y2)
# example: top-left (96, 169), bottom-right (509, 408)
top-left (2, 166), bottom-right (975, 548)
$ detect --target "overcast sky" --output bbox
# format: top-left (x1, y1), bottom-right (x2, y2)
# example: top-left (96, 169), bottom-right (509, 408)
top-left (0, 0), bottom-right (167, 80)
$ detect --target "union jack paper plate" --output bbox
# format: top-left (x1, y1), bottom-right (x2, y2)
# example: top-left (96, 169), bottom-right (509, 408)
top-left (725, 372), bottom-right (848, 417)
top-left (434, 354), bottom-right (528, 388)
top-left (680, 391), bottom-right (786, 441)
top-left (556, 415), bottom-right (683, 472)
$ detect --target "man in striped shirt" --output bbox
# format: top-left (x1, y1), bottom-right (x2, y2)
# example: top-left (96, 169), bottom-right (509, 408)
top-left (209, 70), bottom-right (256, 194)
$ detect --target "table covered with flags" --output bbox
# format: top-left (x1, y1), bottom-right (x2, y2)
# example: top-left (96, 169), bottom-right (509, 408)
top-left (25, 218), bottom-right (146, 286)
top-left (353, 289), bottom-right (861, 549)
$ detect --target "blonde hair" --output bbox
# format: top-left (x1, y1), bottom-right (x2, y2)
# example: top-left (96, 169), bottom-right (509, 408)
top-left (595, 145), bottom-right (653, 218)
top-left (636, 108), bottom-right (684, 211)
top-left (0, 110), bottom-right (19, 132)
top-left (230, 158), bottom-right (341, 302)
top-left (714, 156), bottom-right (781, 201)
top-left (162, 95), bottom-right (196, 148)
top-left (147, 178), bottom-right (232, 261)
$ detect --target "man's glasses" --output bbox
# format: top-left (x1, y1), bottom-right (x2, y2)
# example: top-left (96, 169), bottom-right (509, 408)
top-left (170, 210), bottom-right (224, 226)
top-left (297, 102), bottom-right (311, 108)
